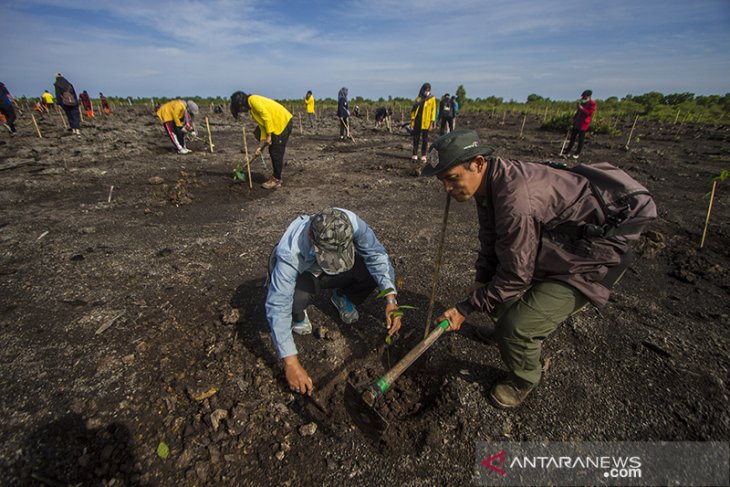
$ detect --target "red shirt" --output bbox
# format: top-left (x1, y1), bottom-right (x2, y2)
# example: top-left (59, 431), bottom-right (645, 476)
top-left (575, 99), bottom-right (596, 131)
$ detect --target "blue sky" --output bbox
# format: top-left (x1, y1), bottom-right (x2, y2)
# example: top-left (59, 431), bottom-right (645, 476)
top-left (2, 0), bottom-right (729, 101)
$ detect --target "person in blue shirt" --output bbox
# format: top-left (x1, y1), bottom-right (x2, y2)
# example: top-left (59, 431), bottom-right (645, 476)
top-left (337, 87), bottom-right (349, 140)
top-left (266, 208), bottom-right (401, 395)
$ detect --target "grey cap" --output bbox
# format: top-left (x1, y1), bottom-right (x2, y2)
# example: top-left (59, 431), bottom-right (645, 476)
top-left (420, 130), bottom-right (493, 177)
top-left (186, 100), bottom-right (199, 116)
top-left (310, 208), bottom-right (355, 275)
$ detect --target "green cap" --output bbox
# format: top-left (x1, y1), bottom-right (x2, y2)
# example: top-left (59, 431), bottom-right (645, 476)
top-left (310, 208), bottom-right (355, 275)
top-left (420, 130), bottom-right (493, 177)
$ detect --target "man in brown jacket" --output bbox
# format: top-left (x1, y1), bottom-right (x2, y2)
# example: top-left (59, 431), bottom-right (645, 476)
top-left (421, 130), bottom-right (656, 408)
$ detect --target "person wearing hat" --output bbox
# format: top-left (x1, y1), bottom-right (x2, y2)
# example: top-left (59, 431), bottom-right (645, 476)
top-left (230, 91), bottom-right (293, 189)
top-left (265, 208), bottom-right (401, 395)
top-left (155, 99), bottom-right (196, 154)
top-left (562, 89), bottom-right (597, 159)
top-left (54, 73), bottom-right (81, 136)
top-left (421, 130), bottom-right (655, 408)
top-left (184, 99), bottom-right (199, 137)
top-left (438, 93), bottom-right (456, 135)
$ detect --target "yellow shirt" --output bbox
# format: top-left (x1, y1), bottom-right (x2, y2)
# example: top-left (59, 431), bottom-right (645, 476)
top-left (42, 92), bottom-right (54, 104)
top-left (411, 96), bottom-right (437, 130)
top-left (248, 95), bottom-right (293, 140)
top-left (305, 95), bottom-right (315, 113)
top-left (156, 100), bottom-right (187, 126)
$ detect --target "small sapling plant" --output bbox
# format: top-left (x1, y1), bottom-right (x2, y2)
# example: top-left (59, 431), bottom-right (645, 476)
top-left (376, 287), bottom-right (416, 345)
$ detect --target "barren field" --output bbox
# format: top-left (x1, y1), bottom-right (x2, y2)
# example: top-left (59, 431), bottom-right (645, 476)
top-left (0, 105), bottom-right (728, 485)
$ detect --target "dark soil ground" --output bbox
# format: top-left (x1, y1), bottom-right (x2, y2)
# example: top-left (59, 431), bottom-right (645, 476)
top-left (1, 104), bottom-right (728, 486)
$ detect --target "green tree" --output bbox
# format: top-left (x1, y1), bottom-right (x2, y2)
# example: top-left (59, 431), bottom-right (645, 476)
top-left (662, 92), bottom-right (695, 105)
top-left (455, 85), bottom-right (466, 104)
top-left (526, 93), bottom-right (545, 103)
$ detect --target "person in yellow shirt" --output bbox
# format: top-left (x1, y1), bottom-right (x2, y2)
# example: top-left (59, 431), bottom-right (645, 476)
top-left (231, 91), bottom-right (293, 189)
top-left (155, 99), bottom-right (196, 154)
top-left (304, 90), bottom-right (315, 128)
top-left (410, 82), bottom-right (436, 162)
top-left (41, 90), bottom-right (54, 110)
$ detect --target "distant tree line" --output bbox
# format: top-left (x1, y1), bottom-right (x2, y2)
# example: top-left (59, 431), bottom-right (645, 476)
top-left (16, 88), bottom-right (729, 124)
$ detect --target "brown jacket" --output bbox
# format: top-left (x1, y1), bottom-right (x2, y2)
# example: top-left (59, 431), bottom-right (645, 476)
top-left (466, 157), bottom-right (656, 315)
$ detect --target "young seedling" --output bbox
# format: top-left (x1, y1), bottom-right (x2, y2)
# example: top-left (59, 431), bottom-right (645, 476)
top-left (700, 169), bottom-right (728, 249)
top-left (376, 288), bottom-right (416, 346)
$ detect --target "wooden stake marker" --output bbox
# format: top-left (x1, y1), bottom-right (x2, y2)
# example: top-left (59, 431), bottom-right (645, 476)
top-left (700, 181), bottom-right (717, 249)
top-left (625, 115), bottom-right (639, 150)
top-left (242, 127), bottom-right (252, 190)
top-left (31, 114), bottom-right (43, 138)
top-left (519, 114), bottom-right (527, 139)
top-left (559, 128), bottom-right (570, 156)
top-left (57, 107), bottom-right (68, 129)
top-left (206, 117), bottom-right (215, 152)
top-left (299, 113), bottom-right (303, 135)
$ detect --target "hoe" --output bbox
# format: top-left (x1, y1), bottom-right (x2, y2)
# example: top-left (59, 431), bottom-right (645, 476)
top-left (344, 319), bottom-right (450, 438)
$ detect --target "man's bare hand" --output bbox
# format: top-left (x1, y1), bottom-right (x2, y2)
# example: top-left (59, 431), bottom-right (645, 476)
top-left (385, 298), bottom-right (402, 336)
top-left (437, 307), bottom-right (465, 332)
top-left (283, 355), bottom-right (313, 395)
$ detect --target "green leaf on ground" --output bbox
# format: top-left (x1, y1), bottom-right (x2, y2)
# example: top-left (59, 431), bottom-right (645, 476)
top-left (157, 441), bottom-right (170, 459)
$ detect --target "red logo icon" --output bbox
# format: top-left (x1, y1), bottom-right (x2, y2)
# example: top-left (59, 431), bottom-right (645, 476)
top-left (482, 450), bottom-right (507, 475)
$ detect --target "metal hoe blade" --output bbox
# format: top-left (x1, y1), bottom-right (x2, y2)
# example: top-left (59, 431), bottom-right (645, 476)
top-left (344, 382), bottom-right (387, 438)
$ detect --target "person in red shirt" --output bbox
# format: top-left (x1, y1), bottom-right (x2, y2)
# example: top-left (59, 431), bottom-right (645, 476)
top-left (79, 90), bottom-right (94, 117)
top-left (562, 89), bottom-right (596, 159)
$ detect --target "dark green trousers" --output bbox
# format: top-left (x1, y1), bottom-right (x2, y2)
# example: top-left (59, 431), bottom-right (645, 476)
top-left (491, 281), bottom-right (588, 386)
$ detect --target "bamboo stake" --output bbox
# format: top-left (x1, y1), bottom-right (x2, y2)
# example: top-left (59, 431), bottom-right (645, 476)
top-left (298, 113), bottom-right (303, 135)
top-left (242, 126), bottom-right (252, 190)
top-left (107, 185), bottom-right (114, 203)
top-left (57, 106), bottom-right (68, 129)
top-left (700, 181), bottom-right (717, 249)
top-left (519, 113), bottom-right (527, 138)
top-left (342, 118), bottom-right (355, 143)
top-left (366, 107), bottom-right (370, 123)
top-left (206, 117), bottom-right (215, 152)
top-left (424, 194), bottom-right (451, 338)
top-left (624, 115), bottom-right (639, 150)
top-left (674, 109), bottom-right (680, 125)
top-left (500, 110), bottom-right (506, 125)
top-left (31, 114), bottom-right (43, 138)
top-left (559, 128), bottom-right (570, 156)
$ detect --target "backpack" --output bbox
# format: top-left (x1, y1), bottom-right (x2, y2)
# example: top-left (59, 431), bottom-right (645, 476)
top-left (546, 161), bottom-right (657, 241)
top-left (61, 89), bottom-right (76, 106)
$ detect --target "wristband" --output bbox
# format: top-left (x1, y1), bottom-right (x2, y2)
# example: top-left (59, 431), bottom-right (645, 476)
top-left (386, 298), bottom-right (397, 306)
